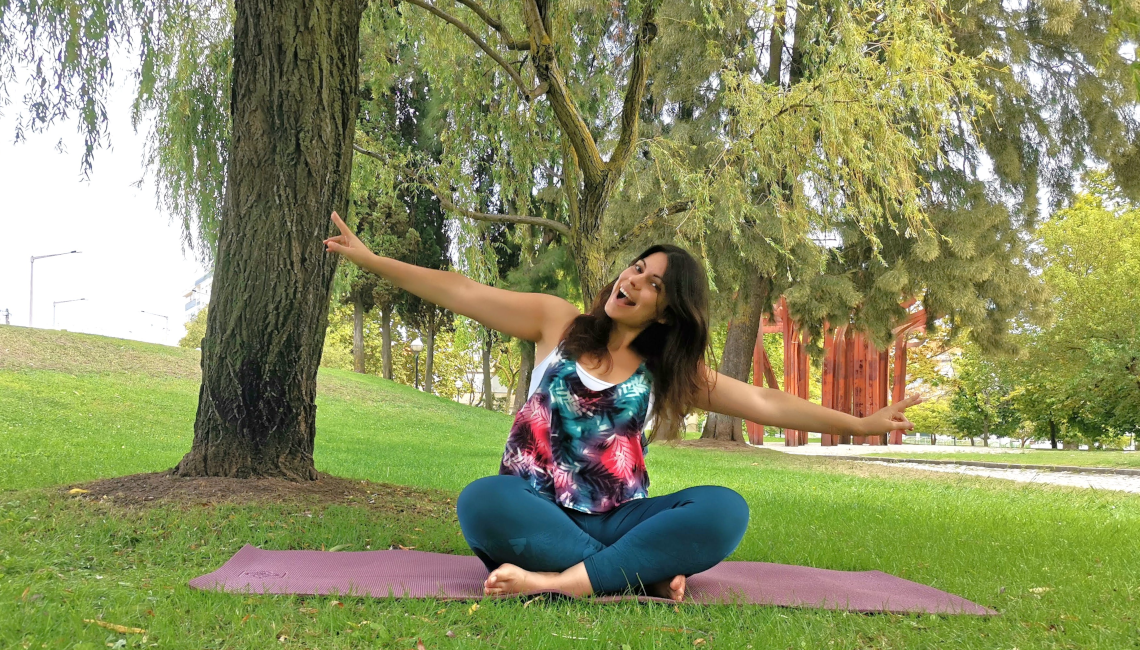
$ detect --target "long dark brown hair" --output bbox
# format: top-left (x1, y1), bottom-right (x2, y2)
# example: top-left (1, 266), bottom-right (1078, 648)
top-left (561, 244), bottom-right (711, 441)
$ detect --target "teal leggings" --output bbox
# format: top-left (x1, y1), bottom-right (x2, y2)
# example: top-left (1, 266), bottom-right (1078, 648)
top-left (456, 475), bottom-right (749, 594)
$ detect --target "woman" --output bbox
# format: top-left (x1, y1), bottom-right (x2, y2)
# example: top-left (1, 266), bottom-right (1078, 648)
top-left (324, 211), bottom-right (918, 602)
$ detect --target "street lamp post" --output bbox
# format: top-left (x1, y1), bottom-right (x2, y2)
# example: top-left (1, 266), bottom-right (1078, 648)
top-left (410, 337), bottom-right (424, 390)
top-left (30, 250), bottom-right (81, 327)
top-left (53, 298), bottom-right (86, 328)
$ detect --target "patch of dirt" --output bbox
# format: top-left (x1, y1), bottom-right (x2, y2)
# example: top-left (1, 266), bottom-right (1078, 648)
top-left (63, 471), bottom-right (456, 517)
top-left (668, 438), bottom-right (766, 452)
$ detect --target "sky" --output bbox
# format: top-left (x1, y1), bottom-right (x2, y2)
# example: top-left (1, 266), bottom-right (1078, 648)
top-left (0, 75), bottom-right (208, 347)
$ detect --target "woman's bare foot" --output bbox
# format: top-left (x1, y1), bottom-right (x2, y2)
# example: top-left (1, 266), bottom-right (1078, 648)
top-left (646, 575), bottom-right (686, 601)
top-left (484, 562), bottom-right (594, 598)
top-left (483, 564), bottom-right (559, 596)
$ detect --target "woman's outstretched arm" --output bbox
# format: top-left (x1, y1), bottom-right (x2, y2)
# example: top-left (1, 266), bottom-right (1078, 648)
top-left (324, 212), bottom-right (580, 344)
top-left (692, 366), bottom-right (921, 437)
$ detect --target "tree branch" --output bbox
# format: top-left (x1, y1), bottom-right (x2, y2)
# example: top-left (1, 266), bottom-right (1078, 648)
top-left (522, 0), bottom-right (605, 185)
top-left (404, 0), bottom-right (545, 100)
top-left (612, 199), bottom-right (694, 251)
top-left (453, 0), bottom-right (529, 50)
top-left (353, 144), bottom-right (570, 235)
top-left (607, 10), bottom-right (659, 174)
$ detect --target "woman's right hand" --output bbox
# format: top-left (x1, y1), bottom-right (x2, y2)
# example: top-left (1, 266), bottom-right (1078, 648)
top-left (324, 211), bottom-right (374, 267)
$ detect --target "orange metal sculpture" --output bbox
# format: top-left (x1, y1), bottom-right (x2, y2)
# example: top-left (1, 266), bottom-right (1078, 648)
top-left (745, 300), bottom-right (925, 447)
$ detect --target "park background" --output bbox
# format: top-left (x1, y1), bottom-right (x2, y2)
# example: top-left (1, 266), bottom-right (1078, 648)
top-left (2, 0), bottom-right (1139, 648)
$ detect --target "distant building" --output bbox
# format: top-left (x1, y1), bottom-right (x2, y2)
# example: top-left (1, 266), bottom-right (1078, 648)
top-left (454, 373), bottom-right (512, 406)
top-left (184, 272), bottom-right (213, 317)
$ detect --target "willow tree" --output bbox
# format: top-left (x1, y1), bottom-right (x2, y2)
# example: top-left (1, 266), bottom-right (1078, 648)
top-left (3, 0), bottom-right (366, 479)
top-left (354, 0), bottom-right (991, 315)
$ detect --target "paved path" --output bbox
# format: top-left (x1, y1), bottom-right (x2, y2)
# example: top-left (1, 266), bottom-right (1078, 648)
top-left (764, 443), bottom-right (1034, 456)
top-left (754, 443), bottom-right (1140, 493)
top-left (856, 460), bottom-right (1140, 494)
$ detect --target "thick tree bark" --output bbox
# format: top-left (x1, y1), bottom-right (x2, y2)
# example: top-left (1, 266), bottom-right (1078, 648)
top-left (702, 276), bottom-right (772, 443)
top-left (1049, 419), bottom-right (1058, 449)
top-left (380, 302), bottom-right (393, 380)
top-left (482, 329), bottom-right (494, 410)
top-left (512, 339), bottom-right (535, 414)
top-left (352, 292), bottom-right (366, 374)
top-left (174, 0), bottom-right (363, 480)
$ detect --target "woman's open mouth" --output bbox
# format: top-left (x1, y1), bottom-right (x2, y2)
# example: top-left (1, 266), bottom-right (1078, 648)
top-left (615, 286), bottom-right (637, 307)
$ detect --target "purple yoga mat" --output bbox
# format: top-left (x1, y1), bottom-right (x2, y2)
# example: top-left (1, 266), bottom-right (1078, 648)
top-left (189, 546), bottom-right (995, 615)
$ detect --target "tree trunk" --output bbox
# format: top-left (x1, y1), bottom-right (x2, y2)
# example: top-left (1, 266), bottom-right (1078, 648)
top-left (702, 276), bottom-right (771, 443)
top-left (1049, 419), bottom-right (1058, 449)
top-left (424, 311), bottom-right (436, 394)
top-left (381, 302), bottom-right (393, 380)
top-left (513, 339), bottom-right (535, 414)
top-left (570, 203), bottom-right (612, 308)
top-left (174, 0), bottom-right (363, 480)
top-left (482, 328), bottom-right (494, 410)
top-left (352, 291), bottom-right (366, 374)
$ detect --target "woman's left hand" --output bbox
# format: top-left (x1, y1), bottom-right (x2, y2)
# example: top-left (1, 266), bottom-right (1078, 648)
top-left (858, 394), bottom-right (922, 435)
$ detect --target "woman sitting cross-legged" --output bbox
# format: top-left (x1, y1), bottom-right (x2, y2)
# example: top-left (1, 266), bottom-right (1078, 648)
top-left (325, 212), bottom-right (919, 601)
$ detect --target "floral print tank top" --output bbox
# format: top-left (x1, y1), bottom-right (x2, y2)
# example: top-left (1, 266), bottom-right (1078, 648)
top-left (499, 347), bottom-right (653, 513)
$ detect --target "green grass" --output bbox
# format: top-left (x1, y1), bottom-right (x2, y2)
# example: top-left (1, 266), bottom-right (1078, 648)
top-left (864, 450), bottom-right (1140, 469)
top-left (3, 324), bottom-right (1140, 649)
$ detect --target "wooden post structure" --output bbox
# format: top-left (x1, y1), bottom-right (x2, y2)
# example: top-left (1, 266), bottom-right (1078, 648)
top-left (746, 299), bottom-right (925, 447)
top-left (889, 309), bottom-right (927, 444)
top-left (746, 316), bottom-right (782, 445)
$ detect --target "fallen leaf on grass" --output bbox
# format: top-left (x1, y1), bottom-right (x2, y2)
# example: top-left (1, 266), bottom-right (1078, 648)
top-left (328, 544), bottom-right (352, 552)
top-left (523, 595), bottom-right (545, 608)
top-left (467, 603), bottom-right (479, 615)
top-left (68, 488), bottom-right (90, 494)
top-left (398, 545), bottom-right (416, 551)
top-left (416, 639), bottom-right (426, 650)
top-left (694, 639), bottom-right (706, 646)
top-left (331, 600), bottom-right (344, 608)
top-left (446, 631), bottom-right (456, 638)
top-left (1030, 587), bottom-right (1052, 594)
top-left (299, 607), bottom-right (319, 614)
top-left (83, 619), bottom-right (147, 634)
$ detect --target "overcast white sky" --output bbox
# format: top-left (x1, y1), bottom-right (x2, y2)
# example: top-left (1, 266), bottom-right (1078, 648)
top-left (0, 75), bottom-right (208, 346)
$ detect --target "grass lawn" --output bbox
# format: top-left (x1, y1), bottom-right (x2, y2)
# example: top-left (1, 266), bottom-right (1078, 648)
top-left (864, 450), bottom-right (1140, 469)
top-left (2, 325), bottom-right (1139, 649)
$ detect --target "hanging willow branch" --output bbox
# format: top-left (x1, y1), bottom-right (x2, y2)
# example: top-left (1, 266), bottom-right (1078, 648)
top-left (353, 143), bottom-right (570, 235)
top-left (402, 0), bottom-right (546, 100)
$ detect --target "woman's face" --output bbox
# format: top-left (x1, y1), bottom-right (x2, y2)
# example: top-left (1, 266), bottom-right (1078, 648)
top-left (604, 252), bottom-right (669, 328)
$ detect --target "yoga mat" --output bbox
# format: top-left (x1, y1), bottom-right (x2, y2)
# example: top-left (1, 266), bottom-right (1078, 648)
top-left (189, 546), bottom-right (995, 615)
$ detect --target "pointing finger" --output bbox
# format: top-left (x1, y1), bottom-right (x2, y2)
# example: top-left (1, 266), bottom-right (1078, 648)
top-left (331, 211), bottom-right (350, 237)
top-left (898, 394), bottom-right (922, 409)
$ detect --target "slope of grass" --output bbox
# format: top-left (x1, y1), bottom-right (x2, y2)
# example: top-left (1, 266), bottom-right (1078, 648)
top-left (2, 325), bottom-right (1139, 649)
top-left (864, 449), bottom-right (1140, 469)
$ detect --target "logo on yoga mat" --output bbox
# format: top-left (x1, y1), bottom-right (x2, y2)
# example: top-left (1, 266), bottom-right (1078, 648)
top-left (240, 570), bottom-right (286, 579)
